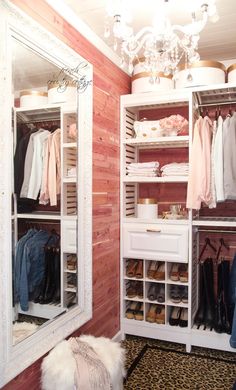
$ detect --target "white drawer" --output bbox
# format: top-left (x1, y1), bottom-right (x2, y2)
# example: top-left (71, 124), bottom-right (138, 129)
top-left (61, 220), bottom-right (77, 253)
top-left (123, 223), bottom-right (188, 263)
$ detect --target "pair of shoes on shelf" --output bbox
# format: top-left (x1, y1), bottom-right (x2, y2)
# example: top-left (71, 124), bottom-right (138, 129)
top-left (170, 263), bottom-right (188, 282)
top-left (148, 284), bottom-right (165, 302)
top-left (170, 285), bottom-right (188, 304)
top-left (169, 307), bottom-right (188, 327)
top-left (67, 254), bottom-right (77, 270)
top-left (126, 281), bottom-right (143, 299)
top-left (126, 301), bottom-right (143, 321)
top-left (146, 304), bottom-right (165, 324)
top-left (147, 262), bottom-right (165, 280)
top-left (126, 259), bottom-right (143, 279)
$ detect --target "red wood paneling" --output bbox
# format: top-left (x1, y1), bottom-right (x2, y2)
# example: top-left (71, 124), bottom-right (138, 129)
top-left (3, 0), bottom-right (130, 388)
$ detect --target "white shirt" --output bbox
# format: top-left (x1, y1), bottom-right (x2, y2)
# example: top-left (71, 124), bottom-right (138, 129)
top-left (213, 115), bottom-right (225, 202)
top-left (27, 130), bottom-right (50, 200)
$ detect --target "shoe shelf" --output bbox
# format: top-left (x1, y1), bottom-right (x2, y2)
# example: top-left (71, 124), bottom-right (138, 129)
top-left (123, 258), bottom-right (190, 331)
top-left (62, 253), bottom-right (78, 306)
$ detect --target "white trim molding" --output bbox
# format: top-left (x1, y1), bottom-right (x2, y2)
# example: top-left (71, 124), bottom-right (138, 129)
top-left (0, 1), bottom-right (93, 386)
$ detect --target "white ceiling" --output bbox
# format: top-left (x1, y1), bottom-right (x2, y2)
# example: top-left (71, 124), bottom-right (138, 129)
top-left (60, 0), bottom-right (236, 64)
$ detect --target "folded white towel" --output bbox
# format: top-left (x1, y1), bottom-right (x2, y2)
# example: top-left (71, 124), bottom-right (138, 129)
top-left (127, 172), bottom-right (159, 177)
top-left (128, 161), bottom-right (160, 169)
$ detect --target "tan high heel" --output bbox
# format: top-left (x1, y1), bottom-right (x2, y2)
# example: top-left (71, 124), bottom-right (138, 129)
top-left (147, 261), bottom-right (157, 279)
top-left (154, 262), bottom-right (165, 280)
top-left (156, 305), bottom-right (165, 324)
top-left (146, 304), bottom-right (157, 323)
top-left (134, 303), bottom-right (144, 321)
top-left (126, 259), bottom-right (138, 277)
top-left (135, 260), bottom-right (143, 279)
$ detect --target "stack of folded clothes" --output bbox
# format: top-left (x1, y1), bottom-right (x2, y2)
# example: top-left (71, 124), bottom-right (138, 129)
top-left (127, 162), bottom-right (160, 177)
top-left (161, 162), bottom-right (189, 177)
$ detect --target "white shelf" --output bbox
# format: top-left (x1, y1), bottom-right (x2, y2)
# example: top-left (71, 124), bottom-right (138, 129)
top-left (15, 104), bottom-right (61, 112)
top-left (166, 279), bottom-right (188, 286)
top-left (123, 136), bottom-right (189, 149)
top-left (191, 326), bottom-right (235, 352)
top-left (121, 89), bottom-right (190, 108)
top-left (193, 217), bottom-right (236, 228)
top-left (63, 177), bottom-right (76, 183)
top-left (62, 215), bottom-right (77, 220)
top-left (64, 287), bottom-right (77, 293)
top-left (123, 217), bottom-right (189, 225)
top-left (17, 212), bottom-right (61, 220)
top-left (63, 142), bottom-right (77, 148)
top-left (124, 276), bottom-right (144, 282)
top-left (64, 268), bottom-right (77, 273)
top-left (123, 176), bottom-right (188, 183)
top-left (17, 302), bottom-right (66, 319)
top-left (166, 299), bottom-right (188, 308)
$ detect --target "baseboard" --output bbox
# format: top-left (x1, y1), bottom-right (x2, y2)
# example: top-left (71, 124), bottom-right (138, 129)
top-left (112, 331), bottom-right (122, 342)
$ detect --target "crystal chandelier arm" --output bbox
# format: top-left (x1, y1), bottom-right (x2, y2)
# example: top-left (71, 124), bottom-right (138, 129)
top-left (121, 31), bottom-right (154, 57)
top-left (172, 9), bottom-right (208, 35)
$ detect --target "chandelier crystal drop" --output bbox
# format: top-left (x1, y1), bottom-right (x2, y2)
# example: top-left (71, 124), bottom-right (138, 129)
top-left (105, 0), bottom-right (219, 79)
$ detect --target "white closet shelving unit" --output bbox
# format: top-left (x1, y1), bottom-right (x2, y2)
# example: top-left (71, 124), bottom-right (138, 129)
top-left (14, 102), bottom-right (79, 318)
top-left (120, 83), bottom-right (236, 353)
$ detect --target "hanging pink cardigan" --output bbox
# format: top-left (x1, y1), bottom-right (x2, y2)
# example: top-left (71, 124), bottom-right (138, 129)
top-left (187, 116), bottom-right (213, 210)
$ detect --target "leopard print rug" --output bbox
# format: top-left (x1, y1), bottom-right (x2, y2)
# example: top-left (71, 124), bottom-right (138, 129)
top-left (122, 335), bottom-right (236, 390)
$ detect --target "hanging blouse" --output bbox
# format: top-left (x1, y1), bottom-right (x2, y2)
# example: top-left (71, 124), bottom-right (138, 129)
top-left (213, 115), bottom-right (225, 202)
top-left (223, 112), bottom-right (236, 200)
top-left (20, 129), bottom-right (43, 198)
top-left (187, 116), bottom-right (213, 209)
top-left (48, 128), bottom-right (61, 206)
top-left (27, 130), bottom-right (50, 200)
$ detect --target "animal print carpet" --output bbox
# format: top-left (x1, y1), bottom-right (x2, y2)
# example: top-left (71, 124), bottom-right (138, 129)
top-left (122, 336), bottom-right (236, 390)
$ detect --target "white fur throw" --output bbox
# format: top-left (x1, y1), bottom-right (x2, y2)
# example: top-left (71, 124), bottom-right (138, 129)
top-left (12, 322), bottom-right (38, 345)
top-left (41, 335), bottom-right (125, 390)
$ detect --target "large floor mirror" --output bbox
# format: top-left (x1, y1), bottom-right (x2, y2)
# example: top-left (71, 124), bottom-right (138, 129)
top-left (0, 1), bottom-right (92, 386)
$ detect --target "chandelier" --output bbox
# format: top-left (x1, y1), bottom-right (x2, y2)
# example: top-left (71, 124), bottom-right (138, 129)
top-left (104, 0), bottom-right (219, 80)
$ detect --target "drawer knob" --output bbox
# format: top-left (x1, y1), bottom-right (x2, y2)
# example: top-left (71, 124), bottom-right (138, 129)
top-left (146, 229), bottom-right (161, 233)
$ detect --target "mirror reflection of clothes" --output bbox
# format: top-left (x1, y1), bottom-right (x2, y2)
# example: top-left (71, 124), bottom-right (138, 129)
top-left (14, 230), bottom-right (58, 311)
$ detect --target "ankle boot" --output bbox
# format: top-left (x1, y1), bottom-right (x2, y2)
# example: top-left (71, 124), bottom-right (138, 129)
top-left (203, 258), bottom-right (215, 328)
top-left (195, 263), bottom-right (205, 326)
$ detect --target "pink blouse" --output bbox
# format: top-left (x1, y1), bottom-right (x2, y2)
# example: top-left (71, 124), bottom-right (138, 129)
top-left (187, 116), bottom-right (213, 210)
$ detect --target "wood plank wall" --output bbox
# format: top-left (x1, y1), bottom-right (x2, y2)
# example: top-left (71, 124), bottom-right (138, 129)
top-left (3, 1), bottom-right (130, 388)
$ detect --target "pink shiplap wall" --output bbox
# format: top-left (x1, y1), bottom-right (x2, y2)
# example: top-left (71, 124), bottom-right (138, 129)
top-left (3, 1), bottom-right (130, 388)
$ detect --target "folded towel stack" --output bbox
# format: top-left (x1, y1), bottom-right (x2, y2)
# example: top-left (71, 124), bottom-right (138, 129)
top-left (161, 162), bottom-right (189, 177)
top-left (127, 162), bottom-right (160, 177)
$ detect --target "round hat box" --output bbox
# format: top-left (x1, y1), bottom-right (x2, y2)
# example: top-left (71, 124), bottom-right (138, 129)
top-left (48, 81), bottom-right (77, 104)
top-left (137, 198), bottom-right (158, 219)
top-left (174, 60), bottom-right (226, 89)
top-left (20, 90), bottom-right (48, 107)
top-left (131, 58), bottom-right (174, 94)
top-left (227, 64), bottom-right (236, 84)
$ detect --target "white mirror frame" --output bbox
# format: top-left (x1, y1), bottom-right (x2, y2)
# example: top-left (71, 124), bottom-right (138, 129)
top-left (0, 1), bottom-right (93, 386)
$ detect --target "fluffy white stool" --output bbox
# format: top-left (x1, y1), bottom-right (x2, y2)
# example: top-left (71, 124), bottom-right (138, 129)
top-left (41, 335), bottom-right (125, 390)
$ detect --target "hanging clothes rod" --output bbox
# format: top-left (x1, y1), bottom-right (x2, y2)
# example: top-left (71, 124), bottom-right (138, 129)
top-left (197, 100), bottom-right (236, 108)
top-left (198, 229), bottom-right (236, 234)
